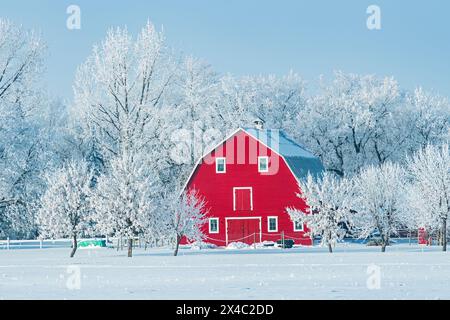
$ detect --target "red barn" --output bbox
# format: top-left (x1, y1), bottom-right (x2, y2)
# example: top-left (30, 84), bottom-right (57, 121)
top-left (183, 124), bottom-right (324, 247)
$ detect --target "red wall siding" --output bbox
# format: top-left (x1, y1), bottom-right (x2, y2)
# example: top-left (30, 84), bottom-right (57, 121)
top-left (185, 130), bottom-right (312, 246)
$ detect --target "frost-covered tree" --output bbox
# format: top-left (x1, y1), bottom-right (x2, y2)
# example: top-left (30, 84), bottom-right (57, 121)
top-left (155, 56), bottom-right (220, 191)
top-left (287, 173), bottom-right (352, 253)
top-left (72, 21), bottom-right (176, 162)
top-left (167, 189), bottom-right (208, 256)
top-left (0, 19), bottom-right (47, 239)
top-left (90, 152), bottom-right (159, 257)
top-left (298, 72), bottom-right (401, 177)
top-left (351, 162), bottom-right (407, 252)
top-left (216, 72), bottom-right (306, 132)
top-left (296, 72), bottom-right (449, 178)
top-left (407, 144), bottom-right (450, 251)
top-left (403, 183), bottom-right (436, 238)
top-left (71, 21), bottom-right (219, 256)
top-left (405, 88), bottom-right (450, 149)
top-left (0, 19), bottom-right (44, 104)
top-left (176, 56), bottom-right (219, 140)
top-left (72, 21), bottom-right (195, 203)
top-left (37, 160), bottom-right (93, 257)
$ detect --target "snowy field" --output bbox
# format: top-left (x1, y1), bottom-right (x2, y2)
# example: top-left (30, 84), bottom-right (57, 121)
top-left (0, 243), bottom-right (449, 300)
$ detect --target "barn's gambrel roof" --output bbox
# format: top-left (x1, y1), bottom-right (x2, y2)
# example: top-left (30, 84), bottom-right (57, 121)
top-left (243, 128), bottom-right (325, 181)
top-left (183, 127), bottom-right (324, 192)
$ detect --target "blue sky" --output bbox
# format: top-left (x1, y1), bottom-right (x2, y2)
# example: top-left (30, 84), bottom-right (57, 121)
top-left (1, 0), bottom-right (449, 100)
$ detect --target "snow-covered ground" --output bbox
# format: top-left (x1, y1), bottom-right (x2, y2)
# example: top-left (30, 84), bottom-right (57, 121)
top-left (0, 243), bottom-right (449, 300)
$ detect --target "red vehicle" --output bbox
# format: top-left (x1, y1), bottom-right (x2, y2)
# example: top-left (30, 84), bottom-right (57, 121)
top-left (182, 124), bottom-right (324, 247)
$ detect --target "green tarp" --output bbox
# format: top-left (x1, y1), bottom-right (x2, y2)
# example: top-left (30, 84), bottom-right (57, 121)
top-left (77, 240), bottom-right (106, 248)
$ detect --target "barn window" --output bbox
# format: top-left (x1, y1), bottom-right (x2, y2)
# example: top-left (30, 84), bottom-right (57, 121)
top-left (209, 218), bottom-right (219, 234)
top-left (216, 157), bottom-right (226, 173)
top-left (233, 187), bottom-right (253, 211)
top-left (268, 217), bottom-right (278, 232)
top-left (258, 156), bottom-right (269, 173)
top-left (294, 221), bottom-right (304, 232)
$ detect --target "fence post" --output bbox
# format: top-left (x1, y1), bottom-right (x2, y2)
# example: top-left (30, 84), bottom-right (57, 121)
top-left (282, 231), bottom-right (285, 249)
top-left (7, 237), bottom-right (10, 250)
top-left (40, 239), bottom-right (43, 249)
top-left (253, 233), bottom-right (256, 249)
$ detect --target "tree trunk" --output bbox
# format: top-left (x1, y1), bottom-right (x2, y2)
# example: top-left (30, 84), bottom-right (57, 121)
top-left (70, 235), bottom-right (77, 258)
top-left (442, 219), bottom-right (447, 252)
top-left (127, 238), bottom-right (133, 258)
top-left (381, 234), bottom-right (388, 252)
top-left (327, 231), bottom-right (333, 253)
top-left (174, 234), bottom-right (182, 256)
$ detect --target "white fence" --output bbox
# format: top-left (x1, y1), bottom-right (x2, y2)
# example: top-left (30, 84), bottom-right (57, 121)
top-left (0, 237), bottom-right (172, 250)
top-left (0, 238), bottom-right (100, 250)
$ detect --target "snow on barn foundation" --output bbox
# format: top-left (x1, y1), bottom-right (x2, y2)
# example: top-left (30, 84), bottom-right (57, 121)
top-left (182, 121), bottom-right (324, 247)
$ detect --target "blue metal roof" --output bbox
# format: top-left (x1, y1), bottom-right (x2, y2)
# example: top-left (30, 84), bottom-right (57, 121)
top-left (243, 128), bottom-right (325, 180)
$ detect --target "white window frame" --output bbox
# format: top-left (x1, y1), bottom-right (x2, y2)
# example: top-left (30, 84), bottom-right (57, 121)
top-left (293, 220), bottom-right (304, 232)
top-left (258, 156), bottom-right (269, 173)
top-left (209, 218), bottom-right (219, 234)
top-left (233, 187), bottom-right (253, 211)
top-left (216, 157), bottom-right (226, 173)
top-left (267, 216), bottom-right (278, 233)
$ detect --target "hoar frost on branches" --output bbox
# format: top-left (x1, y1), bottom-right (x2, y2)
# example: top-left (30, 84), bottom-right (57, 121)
top-left (217, 72), bottom-right (307, 133)
top-left (405, 88), bottom-right (450, 148)
top-left (406, 144), bottom-right (450, 251)
top-left (37, 160), bottom-right (93, 257)
top-left (298, 72), bottom-right (401, 177)
top-left (72, 21), bottom-right (176, 163)
top-left (351, 162), bottom-right (407, 252)
top-left (287, 172), bottom-right (352, 253)
top-left (0, 19), bottom-right (47, 239)
top-left (297, 72), bottom-right (449, 178)
top-left (162, 56), bottom-right (221, 190)
top-left (167, 189), bottom-right (208, 256)
top-left (90, 152), bottom-right (160, 257)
